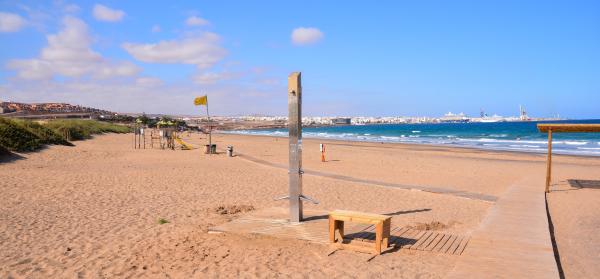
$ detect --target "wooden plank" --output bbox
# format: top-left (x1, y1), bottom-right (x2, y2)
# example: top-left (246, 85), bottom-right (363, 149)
top-left (424, 233), bottom-right (445, 251)
top-left (432, 234), bottom-right (452, 252)
top-left (392, 227), bottom-right (410, 237)
top-left (439, 234), bottom-right (458, 253)
top-left (389, 228), bottom-right (410, 246)
top-left (537, 123), bottom-right (600, 133)
top-left (403, 229), bottom-right (420, 239)
top-left (415, 232), bottom-right (439, 251)
top-left (393, 228), bottom-right (417, 247)
top-left (453, 236), bottom-right (470, 255)
top-left (375, 223), bottom-right (383, 254)
top-left (446, 235), bottom-right (464, 254)
top-left (329, 210), bottom-right (392, 221)
top-left (405, 229), bottom-right (422, 240)
top-left (403, 230), bottom-right (426, 249)
top-left (409, 231), bottom-right (433, 250)
top-left (447, 178), bottom-right (560, 278)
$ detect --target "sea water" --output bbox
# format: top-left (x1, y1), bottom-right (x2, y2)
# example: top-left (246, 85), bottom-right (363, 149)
top-left (225, 120), bottom-right (600, 156)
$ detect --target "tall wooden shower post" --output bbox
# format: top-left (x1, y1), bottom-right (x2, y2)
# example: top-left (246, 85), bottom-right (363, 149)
top-left (288, 72), bottom-right (304, 222)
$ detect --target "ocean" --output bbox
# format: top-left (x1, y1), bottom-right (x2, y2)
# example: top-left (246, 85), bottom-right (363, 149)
top-left (225, 119), bottom-right (600, 156)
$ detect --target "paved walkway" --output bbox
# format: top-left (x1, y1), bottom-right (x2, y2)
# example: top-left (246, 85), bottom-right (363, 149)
top-left (237, 153), bottom-right (497, 202)
top-left (447, 176), bottom-right (559, 279)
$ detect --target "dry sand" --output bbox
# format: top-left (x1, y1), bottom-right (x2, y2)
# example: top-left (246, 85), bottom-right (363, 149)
top-left (0, 132), bottom-right (598, 278)
top-left (547, 180), bottom-right (600, 279)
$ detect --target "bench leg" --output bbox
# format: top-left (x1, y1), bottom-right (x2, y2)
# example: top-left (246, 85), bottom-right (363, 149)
top-left (375, 222), bottom-right (383, 254)
top-left (382, 219), bottom-right (390, 248)
top-left (329, 216), bottom-right (335, 243)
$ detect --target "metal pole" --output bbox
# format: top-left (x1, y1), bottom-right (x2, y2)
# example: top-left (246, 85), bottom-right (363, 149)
top-left (206, 97), bottom-right (212, 154)
top-left (288, 72), bottom-right (303, 222)
top-left (545, 128), bottom-right (553, 193)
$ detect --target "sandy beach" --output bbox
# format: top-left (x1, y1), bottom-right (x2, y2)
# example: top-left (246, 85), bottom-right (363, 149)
top-left (1, 132), bottom-right (599, 278)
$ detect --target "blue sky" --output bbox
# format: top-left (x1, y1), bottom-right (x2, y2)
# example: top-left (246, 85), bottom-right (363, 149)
top-left (0, 1), bottom-right (598, 118)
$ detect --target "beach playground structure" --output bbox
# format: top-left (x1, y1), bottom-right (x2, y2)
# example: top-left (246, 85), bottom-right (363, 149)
top-left (133, 122), bottom-right (196, 150)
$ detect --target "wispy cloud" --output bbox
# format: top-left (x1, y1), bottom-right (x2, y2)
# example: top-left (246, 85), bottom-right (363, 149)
top-left (193, 71), bottom-right (236, 85)
top-left (185, 15), bottom-right (209, 26)
top-left (0, 11), bottom-right (26, 32)
top-left (136, 77), bottom-right (163, 87)
top-left (122, 32), bottom-right (227, 69)
top-left (291, 27), bottom-right (324, 46)
top-left (93, 4), bottom-right (125, 22)
top-left (151, 24), bottom-right (161, 33)
top-left (63, 4), bottom-right (80, 13)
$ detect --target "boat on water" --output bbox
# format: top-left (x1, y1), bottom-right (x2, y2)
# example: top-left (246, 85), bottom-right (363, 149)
top-left (479, 114), bottom-right (505, 123)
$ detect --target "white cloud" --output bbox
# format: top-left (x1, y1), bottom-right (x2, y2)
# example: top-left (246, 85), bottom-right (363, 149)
top-left (136, 77), bottom-right (163, 87)
top-left (291, 27), bottom-right (324, 45)
top-left (185, 16), bottom-right (209, 26)
top-left (0, 12), bottom-right (26, 32)
top-left (151, 24), bottom-right (161, 33)
top-left (63, 4), bottom-right (81, 13)
top-left (96, 61), bottom-right (140, 78)
top-left (122, 32), bottom-right (227, 69)
top-left (193, 71), bottom-right (234, 85)
top-left (7, 16), bottom-right (140, 80)
top-left (92, 4), bottom-right (125, 22)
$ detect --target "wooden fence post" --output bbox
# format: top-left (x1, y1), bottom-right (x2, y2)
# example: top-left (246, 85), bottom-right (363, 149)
top-left (545, 129), bottom-right (553, 193)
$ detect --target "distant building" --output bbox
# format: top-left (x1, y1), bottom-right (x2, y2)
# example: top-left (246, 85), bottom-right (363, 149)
top-left (331, 118), bottom-right (351, 125)
top-left (440, 112), bottom-right (469, 123)
top-left (519, 105), bottom-right (529, 121)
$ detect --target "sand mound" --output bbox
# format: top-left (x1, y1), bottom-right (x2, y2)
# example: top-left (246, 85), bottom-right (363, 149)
top-left (215, 205), bottom-right (255, 215)
top-left (409, 221), bottom-right (457, 231)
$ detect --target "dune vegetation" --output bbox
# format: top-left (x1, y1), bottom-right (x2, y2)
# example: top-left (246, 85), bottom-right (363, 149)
top-left (0, 117), bottom-right (130, 153)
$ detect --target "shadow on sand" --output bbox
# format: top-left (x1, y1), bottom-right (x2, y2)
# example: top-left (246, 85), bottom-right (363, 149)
top-left (567, 179), bottom-right (600, 189)
top-left (0, 150), bottom-right (25, 164)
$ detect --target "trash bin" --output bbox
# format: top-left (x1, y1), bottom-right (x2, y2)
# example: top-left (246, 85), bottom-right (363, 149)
top-left (204, 144), bottom-right (217, 154)
top-left (227, 146), bottom-right (233, 157)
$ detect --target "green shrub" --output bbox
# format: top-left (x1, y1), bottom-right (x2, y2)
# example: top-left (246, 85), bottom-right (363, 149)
top-left (0, 117), bottom-right (42, 152)
top-left (12, 119), bottom-right (73, 146)
top-left (46, 119), bottom-right (130, 140)
top-left (0, 117), bottom-right (130, 152)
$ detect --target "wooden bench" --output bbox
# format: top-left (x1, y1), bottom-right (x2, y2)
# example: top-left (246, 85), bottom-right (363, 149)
top-left (329, 210), bottom-right (391, 255)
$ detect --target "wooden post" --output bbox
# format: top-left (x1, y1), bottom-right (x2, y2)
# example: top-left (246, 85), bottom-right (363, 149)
top-left (545, 128), bottom-right (553, 193)
top-left (288, 72), bottom-right (303, 222)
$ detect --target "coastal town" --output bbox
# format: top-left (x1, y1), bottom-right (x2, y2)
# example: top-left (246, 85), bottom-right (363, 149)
top-left (1, 101), bottom-right (562, 129)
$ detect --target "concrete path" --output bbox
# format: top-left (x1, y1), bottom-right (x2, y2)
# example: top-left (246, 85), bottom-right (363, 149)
top-left (446, 176), bottom-right (559, 279)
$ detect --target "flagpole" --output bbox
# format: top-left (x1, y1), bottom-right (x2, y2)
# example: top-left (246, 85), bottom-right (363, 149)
top-left (206, 96), bottom-right (212, 154)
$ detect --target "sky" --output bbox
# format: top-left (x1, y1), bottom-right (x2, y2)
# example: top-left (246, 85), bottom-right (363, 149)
top-left (0, 0), bottom-right (598, 118)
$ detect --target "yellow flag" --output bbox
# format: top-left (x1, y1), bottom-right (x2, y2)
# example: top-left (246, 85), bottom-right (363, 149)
top-left (194, 95), bottom-right (207, 106)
